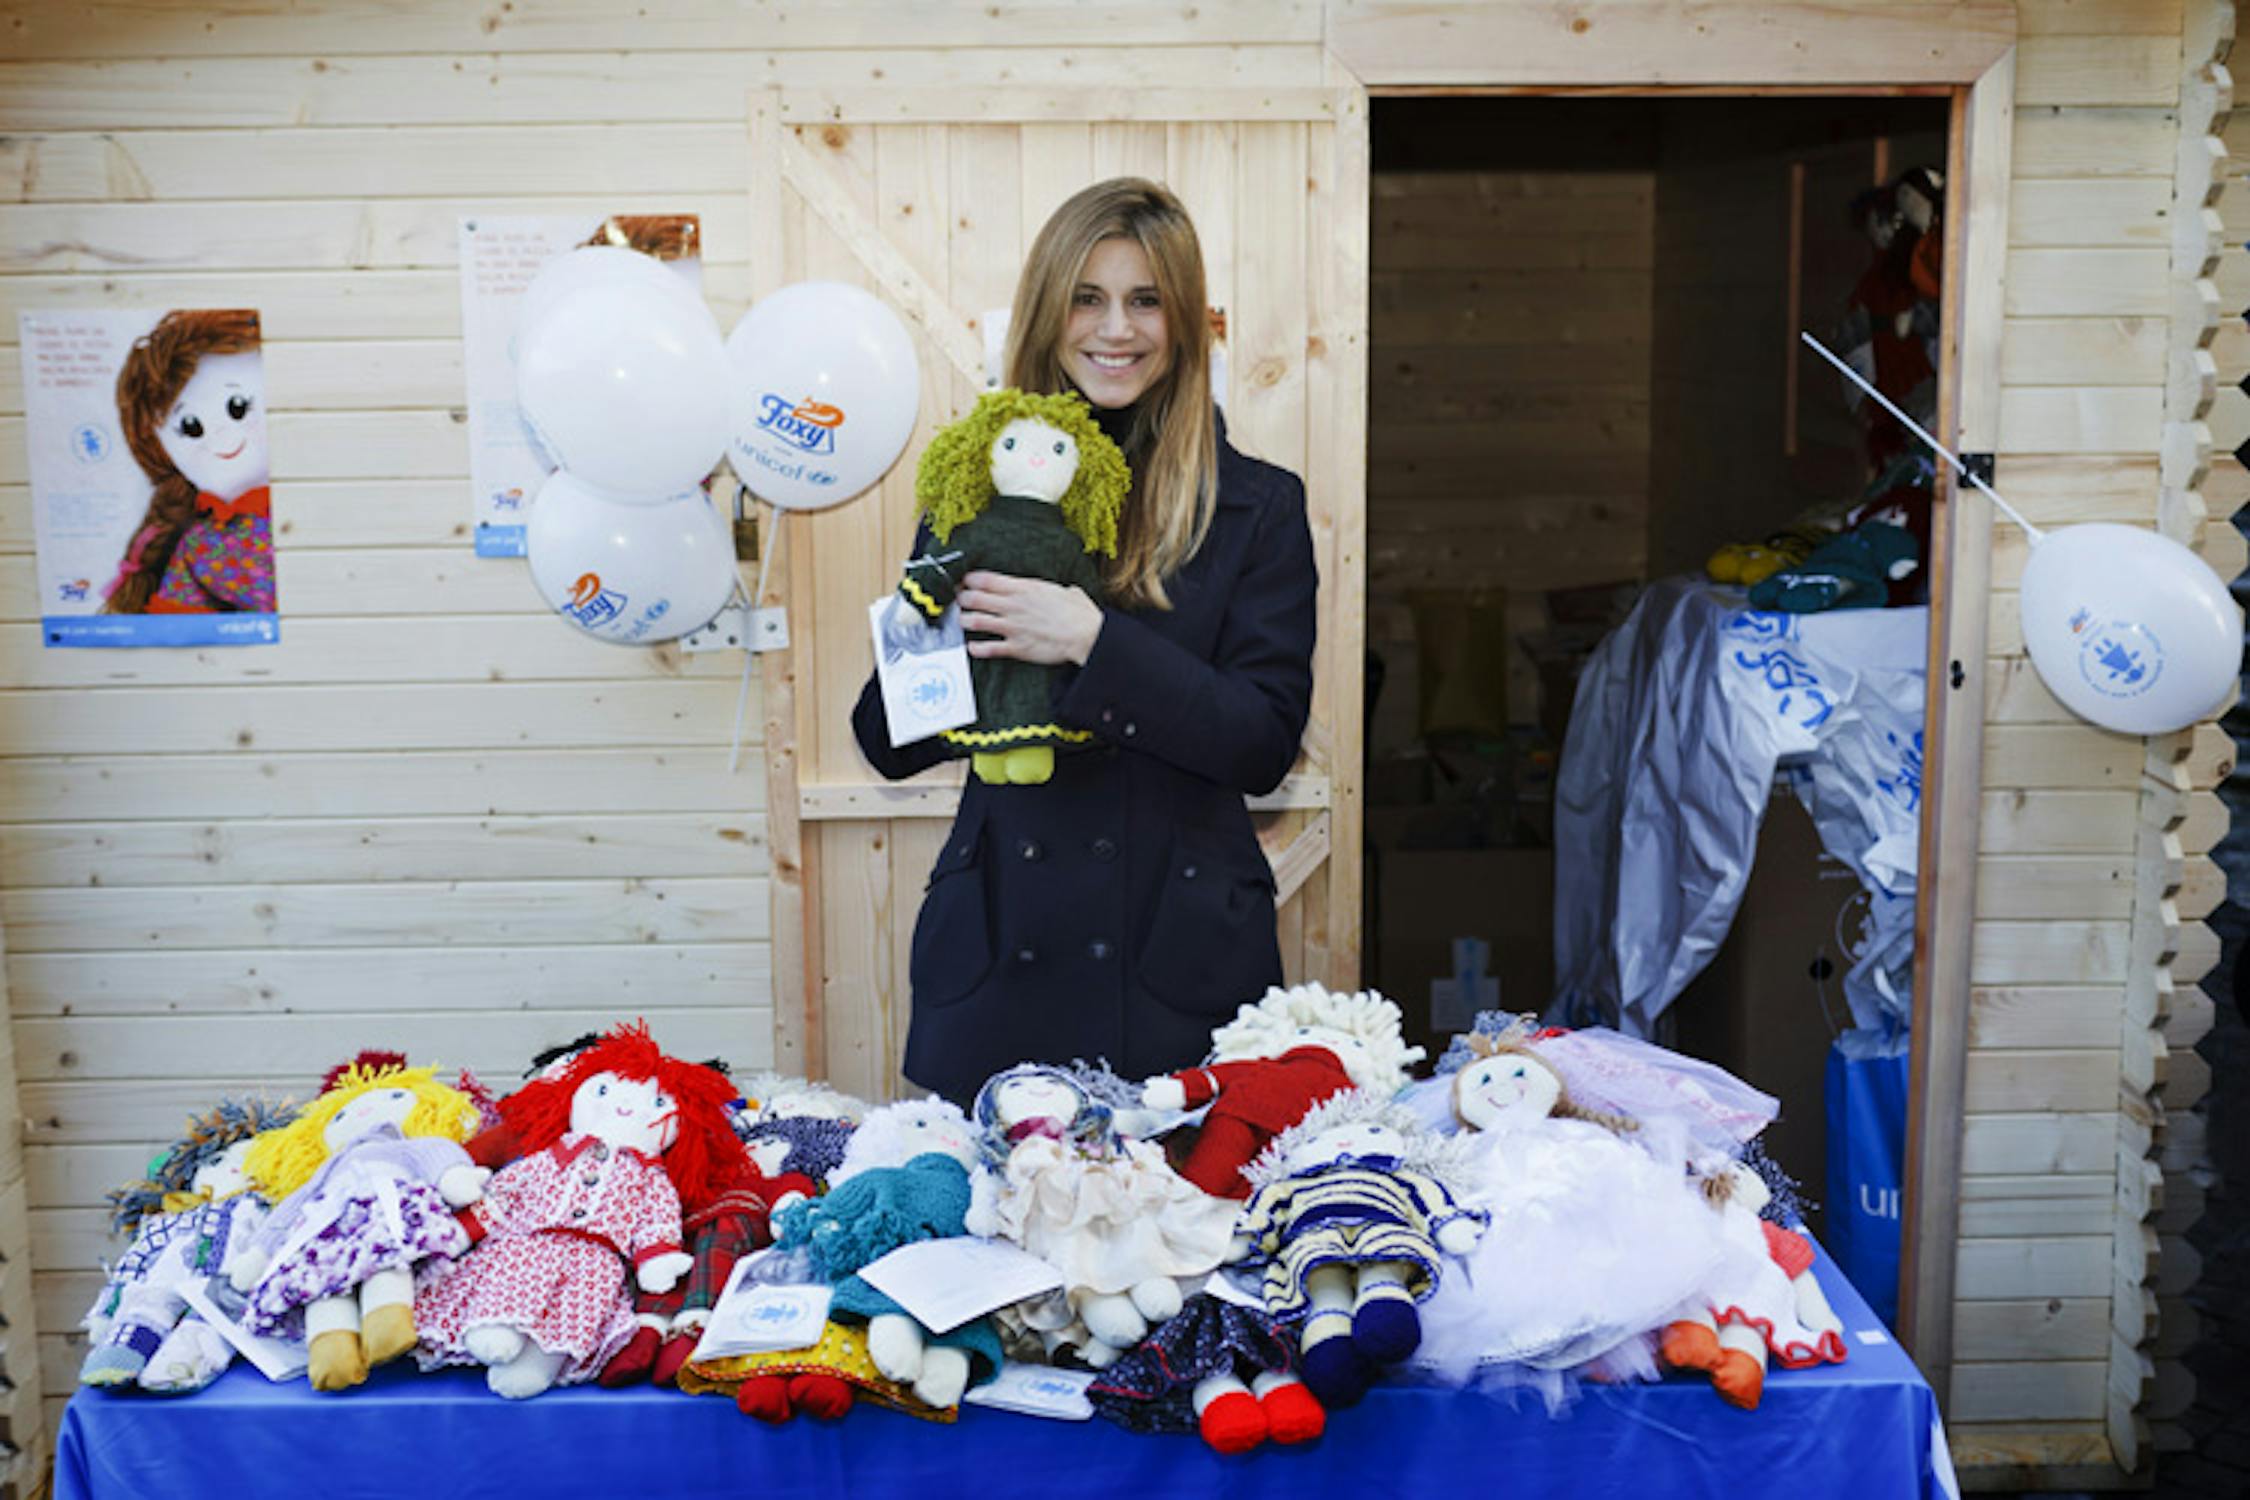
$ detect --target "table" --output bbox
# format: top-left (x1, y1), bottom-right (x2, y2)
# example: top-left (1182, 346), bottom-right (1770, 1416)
top-left (57, 1247), bottom-right (1956, 1500)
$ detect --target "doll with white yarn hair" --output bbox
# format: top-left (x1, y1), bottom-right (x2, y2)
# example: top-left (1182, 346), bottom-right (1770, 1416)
top-left (1142, 984), bottom-right (1425, 1200)
top-left (1230, 1089), bottom-right (1484, 1410)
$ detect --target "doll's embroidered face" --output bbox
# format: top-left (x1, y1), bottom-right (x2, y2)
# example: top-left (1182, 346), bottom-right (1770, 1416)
top-left (1455, 1053), bottom-right (1564, 1133)
top-left (1285, 1120), bottom-right (1407, 1174)
top-left (1062, 236), bottom-right (1170, 409)
top-left (989, 1071), bottom-right (1084, 1132)
top-left (989, 417), bottom-right (1078, 505)
top-left (190, 1139), bottom-right (256, 1201)
top-left (569, 1070), bottom-right (681, 1156)
top-left (324, 1085), bottom-right (417, 1152)
top-left (155, 350), bottom-right (267, 502)
top-left (900, 1109), bottom-right (977, 1165)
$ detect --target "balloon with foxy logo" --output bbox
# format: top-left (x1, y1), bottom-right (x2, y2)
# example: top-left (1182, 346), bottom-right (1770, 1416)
top-left (724, 282), bottom-right (921, 511)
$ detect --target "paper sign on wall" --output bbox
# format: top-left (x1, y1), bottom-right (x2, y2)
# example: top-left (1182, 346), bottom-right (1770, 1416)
top-left (457, 213), bottom-right (703, 557)
top-left (18, 309), bottom-right (280, 649)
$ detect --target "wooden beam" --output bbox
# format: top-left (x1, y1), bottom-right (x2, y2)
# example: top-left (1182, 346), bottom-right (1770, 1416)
top-left (780, 87), bottom-right (1343, 125)
top-left (1325, 1), bottom-right (2017, 88)
top-left (1903, 52), bottom-right (2008, 1413)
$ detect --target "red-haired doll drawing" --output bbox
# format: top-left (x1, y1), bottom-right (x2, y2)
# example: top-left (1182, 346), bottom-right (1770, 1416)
top-left (105, 309), bottom-right (275, 616)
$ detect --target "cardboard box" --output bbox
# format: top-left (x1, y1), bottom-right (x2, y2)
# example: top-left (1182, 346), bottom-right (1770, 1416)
top-left (1370, 844), bottom-right (1554, 1062)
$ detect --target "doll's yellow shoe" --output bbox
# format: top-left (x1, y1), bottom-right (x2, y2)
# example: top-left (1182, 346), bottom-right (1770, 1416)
top-left (1003, 747), bottom-right (1054, 785)
top-left (308, 1328), bottom-right (370, 1391)
top-left (361, 1303), bottom-right (416, 1366)
top-left (971, 752), bottom-right (1010, 785)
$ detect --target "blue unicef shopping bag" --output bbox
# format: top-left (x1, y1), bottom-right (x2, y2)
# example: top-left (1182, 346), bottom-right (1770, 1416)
top-left (1825, 1028), bottom-right (1910, 1328)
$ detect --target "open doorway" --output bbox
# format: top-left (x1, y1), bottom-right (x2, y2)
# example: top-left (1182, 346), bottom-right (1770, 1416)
top-left (1360, 95), bottom-right (1952, 1258)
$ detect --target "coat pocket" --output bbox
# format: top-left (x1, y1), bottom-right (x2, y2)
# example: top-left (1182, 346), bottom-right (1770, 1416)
top-left (909, 810), bottom-right (997, 1009)
top-left (1136, 832), bottom-right (1281, 1018)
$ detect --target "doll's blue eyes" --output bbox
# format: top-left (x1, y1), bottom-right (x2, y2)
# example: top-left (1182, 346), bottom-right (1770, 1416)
top-left (177, 415), bottom-right (204, 438)
top-left (226, 394), bottom-right (252, 420)
top-left (1052, 442), bottom-right (1066, 455)
top-left (1002, 437), bottom-right (1015, 450)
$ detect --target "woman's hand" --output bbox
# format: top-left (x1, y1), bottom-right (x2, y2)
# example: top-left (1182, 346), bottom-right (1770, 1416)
top-left (957, 570), bottom-right (1103, 665)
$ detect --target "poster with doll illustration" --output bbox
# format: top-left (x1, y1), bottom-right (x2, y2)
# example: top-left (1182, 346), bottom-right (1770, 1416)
top-left (457, 213), bottom-right (703, 557)
top-left (17, 308), bottom-right (280, 649)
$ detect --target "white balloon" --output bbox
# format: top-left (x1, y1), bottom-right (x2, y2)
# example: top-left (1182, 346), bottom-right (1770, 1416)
top-left (517, 245), bottom-right (707, 353)
top-left (525, 470), bottom-right (738, 645)
top-left (2019, 522), bottom-right (2242, 735)
top-left (724, 281), bottom-right (922, 510)
top-left (516, 279), bottom-right (731, 499)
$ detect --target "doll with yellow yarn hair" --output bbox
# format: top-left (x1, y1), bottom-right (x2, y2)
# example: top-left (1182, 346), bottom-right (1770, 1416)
top-left (230, 1055), bottom-right (490, 1391)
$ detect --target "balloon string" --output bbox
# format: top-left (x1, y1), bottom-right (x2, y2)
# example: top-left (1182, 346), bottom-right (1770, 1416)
top-left (1797, 331), bottom-right (2044, 543)
top-left (728, 488), bottom-right (780, 776)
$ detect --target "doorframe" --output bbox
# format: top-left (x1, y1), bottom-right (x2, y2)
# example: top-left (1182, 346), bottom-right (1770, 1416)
top-left (1355, 62), bottom-right (2009, 1409)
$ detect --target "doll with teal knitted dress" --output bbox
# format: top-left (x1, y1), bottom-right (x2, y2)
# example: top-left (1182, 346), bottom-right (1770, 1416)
top-left (893, 388), bottom-right (1130, 786)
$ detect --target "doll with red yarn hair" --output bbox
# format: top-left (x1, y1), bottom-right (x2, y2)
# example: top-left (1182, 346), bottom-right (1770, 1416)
top-left (411, 1023), bottom-right (741, 1398)
top-left (105, 309), bottom-right (276, 616)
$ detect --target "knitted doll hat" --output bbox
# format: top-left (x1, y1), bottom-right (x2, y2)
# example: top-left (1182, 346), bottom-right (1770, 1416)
top-left (106, 1095), bottom-right (300, 1236)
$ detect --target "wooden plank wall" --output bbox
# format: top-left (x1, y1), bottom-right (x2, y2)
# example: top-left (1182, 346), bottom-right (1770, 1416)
top-left (1948, 0), bottom-right (2238, 1482)
top-left (1366, 100), bottom-right (1655, 750)
top-left (0, 0), bottom-right (1333, 1448)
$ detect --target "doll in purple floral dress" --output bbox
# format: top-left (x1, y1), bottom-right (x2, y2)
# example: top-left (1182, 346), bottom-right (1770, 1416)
top-left (231, 1060), bottom-right (489, 1391)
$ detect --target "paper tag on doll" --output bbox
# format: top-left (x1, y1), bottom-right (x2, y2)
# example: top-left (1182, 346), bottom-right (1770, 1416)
top-left (869, 594), bottom-right (976, 747)
top-left (179, 1279), bottom-right (311, 1383)
top-left (689, 1255), bottom-right (833, 1362)
top-left (857, 1238), bottom-right (1064, 1334)
top-left (963, 1361), bottom-right (1097, 1421)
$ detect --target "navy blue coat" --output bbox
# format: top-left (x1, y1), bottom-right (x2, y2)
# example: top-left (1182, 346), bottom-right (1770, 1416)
top-left (851, 429), bottom-right (1318, 1105)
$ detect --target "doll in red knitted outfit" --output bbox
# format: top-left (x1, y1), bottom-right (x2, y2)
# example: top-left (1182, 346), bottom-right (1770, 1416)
top-left (1141, 985), bottom-right (1425, 1200)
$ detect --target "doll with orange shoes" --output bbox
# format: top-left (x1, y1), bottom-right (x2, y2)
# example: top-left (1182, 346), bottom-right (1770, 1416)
top-left (1658, 1160), bottom-right (1848, 1410)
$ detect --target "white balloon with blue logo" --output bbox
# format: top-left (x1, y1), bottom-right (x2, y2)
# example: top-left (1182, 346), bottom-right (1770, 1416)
top-left (525, 470), bottom-right (738, 645)
top-left (723, 282), bottom-right (922, 511)
top-left (2018, 522), bottom-right (2240, 736)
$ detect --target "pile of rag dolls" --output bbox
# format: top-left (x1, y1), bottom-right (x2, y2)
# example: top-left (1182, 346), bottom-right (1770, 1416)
top-left (80, 991), bottom-right (1847, 1455)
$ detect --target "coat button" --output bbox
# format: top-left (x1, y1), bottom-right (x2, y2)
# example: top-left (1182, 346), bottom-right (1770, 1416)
top-left (592, 1143), bottom-right (610, 1160)
top-left (1088, 940), bottom-right (1113, 961)
top-left (581, 1173), bottom-right (601, 1187)
top-left (1100, 708), bottom-right (1116, 725)
top-left (572, 1206), bottom-right (588, 1220)
top-left (1018, 839), bottom-right (1043, 861)
top-left (955, 843), bottom-right (972, 859)
top-left (1182, 864), bottom-right (1199, 880)
top-left (1122, 722), bottom-right (1138, 738)
top-left (1090, 837), bottom-right (1117, 861)
top-left (1016, 946), bottom-right (1038, 964)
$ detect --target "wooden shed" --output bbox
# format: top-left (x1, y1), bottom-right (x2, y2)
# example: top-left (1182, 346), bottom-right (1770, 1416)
top-left (0, 1), bottom-right (2235, 1492)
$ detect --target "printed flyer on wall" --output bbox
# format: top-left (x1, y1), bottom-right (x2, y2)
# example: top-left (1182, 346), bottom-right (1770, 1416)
top-left (17, 308), bottom-right (280, 649)
top-left (457, 213), bottom-right (704, 557)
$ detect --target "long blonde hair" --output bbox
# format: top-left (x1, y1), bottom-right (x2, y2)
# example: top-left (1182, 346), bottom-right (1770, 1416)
top-left (1005, 178), bottom-right (1217, 610)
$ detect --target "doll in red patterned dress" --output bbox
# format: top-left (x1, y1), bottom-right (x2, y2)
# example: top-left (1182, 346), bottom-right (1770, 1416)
top-left (412, 1024), bottom-right (738, 1399)
top-left (105, 309), bottom-right (276, 617)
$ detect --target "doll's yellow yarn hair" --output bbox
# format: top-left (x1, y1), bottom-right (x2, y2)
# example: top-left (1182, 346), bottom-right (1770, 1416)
top-left (242, 1063), bottom-right (481, 1202)
top-left (914, 389), bottom-right (1130, 558)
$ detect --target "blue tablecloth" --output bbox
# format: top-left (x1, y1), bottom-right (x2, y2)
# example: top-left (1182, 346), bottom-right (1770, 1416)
top-left (58, 1249), bottom-right (1953, 1500)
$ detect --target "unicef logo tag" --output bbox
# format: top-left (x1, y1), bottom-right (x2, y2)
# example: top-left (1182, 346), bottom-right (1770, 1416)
top-left (2075, 617), bottom-right (2165, 701)
top-left (905, 665), bottom-right (959, 722)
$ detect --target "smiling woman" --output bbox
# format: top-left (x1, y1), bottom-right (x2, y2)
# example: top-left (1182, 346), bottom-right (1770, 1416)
top-left (104, 308), bottom-right (276, 617)
top-left (851, 177), bottom-right (1321, 1106)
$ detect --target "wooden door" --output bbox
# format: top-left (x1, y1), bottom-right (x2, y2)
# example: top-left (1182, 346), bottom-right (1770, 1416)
top-left (749, 87), bottom-right (1370, 1101)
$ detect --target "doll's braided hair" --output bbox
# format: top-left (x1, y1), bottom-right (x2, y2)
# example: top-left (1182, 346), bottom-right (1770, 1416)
top-left (106, 309), bottom-right (261, 615)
